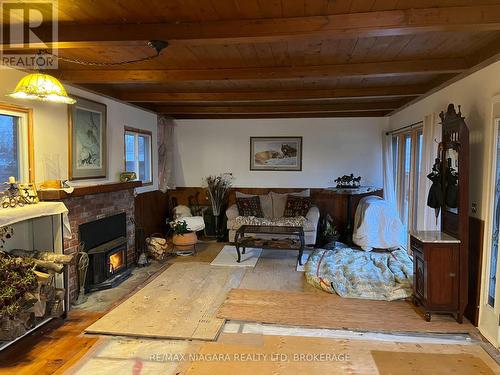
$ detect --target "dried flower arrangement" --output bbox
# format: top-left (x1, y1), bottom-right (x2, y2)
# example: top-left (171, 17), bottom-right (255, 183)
top-left (204, 174), bottom-right (233, 216)
top-left (204, 174), bottom-right (233, 241)
top-left (0, 254), bottom-right (37, 319)
top-left (0, 226), bottom-right (13, 249)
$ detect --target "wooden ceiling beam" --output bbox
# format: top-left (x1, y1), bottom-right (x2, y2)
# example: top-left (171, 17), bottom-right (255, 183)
top-left (168, 111), bottom-right (391, 119)
top-left (3, 5), bottom-right (500, 49)
top-left (155, 102), bottom-right (402, 115)
top-left (121, 85), bottom-right (427, 103)
top-left (59, 59), bottom-right (467, 84)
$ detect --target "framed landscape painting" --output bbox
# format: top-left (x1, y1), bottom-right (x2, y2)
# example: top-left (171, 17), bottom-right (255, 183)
top-left (250, 136), bottom-right (302, 171)
top-left (68, 97), bottom-right (107, 180)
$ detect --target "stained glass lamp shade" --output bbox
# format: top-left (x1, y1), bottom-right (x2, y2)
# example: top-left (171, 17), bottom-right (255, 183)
top-left (8, 73), bottom-right (76, 104)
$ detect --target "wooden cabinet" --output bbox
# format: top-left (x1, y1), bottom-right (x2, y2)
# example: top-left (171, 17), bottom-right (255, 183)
top-left (410, 104), bottom-right (468, 324)
top-left (411, 234), bottom-right (462, 322)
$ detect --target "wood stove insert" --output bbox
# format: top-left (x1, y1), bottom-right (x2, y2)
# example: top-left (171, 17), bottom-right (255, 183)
top-left (79, 213), bottom-right (132, 292)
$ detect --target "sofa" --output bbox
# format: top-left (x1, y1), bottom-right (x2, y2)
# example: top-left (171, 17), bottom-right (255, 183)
top-left (226, 190), bottom-right (320, 245)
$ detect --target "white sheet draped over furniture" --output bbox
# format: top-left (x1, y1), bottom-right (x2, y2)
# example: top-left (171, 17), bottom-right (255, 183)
top-left (0, 202), bottom-right (71, 239)
top-left (352, 196), bottom-right (405, 250)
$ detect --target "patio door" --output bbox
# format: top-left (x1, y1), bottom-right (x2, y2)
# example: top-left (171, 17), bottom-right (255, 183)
top-left (392, 128), bottom-right (423, 248)
top-left (479, 118), bottom-right (500, 347)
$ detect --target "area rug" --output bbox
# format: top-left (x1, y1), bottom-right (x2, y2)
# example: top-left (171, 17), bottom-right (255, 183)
top-left (210, 245), bottom-right (262, 268)
top-left (217, 289), bottom-right (477, 334)
top-left (85, 262), bottom-right (245, 341)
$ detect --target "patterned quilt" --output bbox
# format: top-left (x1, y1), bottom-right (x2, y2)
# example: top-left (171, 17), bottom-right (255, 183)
top-left (305, 247), bottom-right (413, 301)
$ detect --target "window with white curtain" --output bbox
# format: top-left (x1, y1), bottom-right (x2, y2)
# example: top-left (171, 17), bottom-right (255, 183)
top-left (124, 127), bottom-right (152, 184)
top-left (392, 127), bottom-right (423, 248)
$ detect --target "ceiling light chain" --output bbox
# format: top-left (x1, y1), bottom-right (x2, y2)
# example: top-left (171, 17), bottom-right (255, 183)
top-left (43, 40), bottom-right (169, 67)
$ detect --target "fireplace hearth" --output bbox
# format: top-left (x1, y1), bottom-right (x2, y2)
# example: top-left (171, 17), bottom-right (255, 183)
top-left (79, 213), bottom-right (132, 292)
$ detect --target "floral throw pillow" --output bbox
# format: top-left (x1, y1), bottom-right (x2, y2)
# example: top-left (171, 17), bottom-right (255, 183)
top-left (236, 196), bottom-right (264, 217)
top-left (283, 196), bottom-right (311, 217)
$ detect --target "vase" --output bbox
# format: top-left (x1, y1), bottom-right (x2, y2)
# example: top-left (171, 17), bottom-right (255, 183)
top-left (172, 232), bottom-right (197, 250)
top-left (213, 214), bottom-right (224, 242)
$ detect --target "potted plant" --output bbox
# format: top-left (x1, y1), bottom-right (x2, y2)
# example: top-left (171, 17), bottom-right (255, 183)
top-left (321, 214), bottom-right (340, 249)
top-left (170, 220), bottom-right (197, 249)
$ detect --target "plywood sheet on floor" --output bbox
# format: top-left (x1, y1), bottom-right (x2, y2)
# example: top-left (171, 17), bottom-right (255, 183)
top-left (85, 262), bottom-right (245, 341)
top-left (238, 249), bottom-right (321, 294)
top-left (189, 334), bottom-right (499, 374)
top-left (65, 334), bottom-right (500, 375)
top-left (218, 289), bottom-right (477, 334)
top-left (371, 350), bottom-right (495, 375)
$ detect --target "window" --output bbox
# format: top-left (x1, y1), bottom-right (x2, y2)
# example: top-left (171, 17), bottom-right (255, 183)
top-left (0, 104), bottom-right (33, 183)
top-left (392, 127), bottom-right (423, 248)
top-left (124, 127), bottom-right (152, 184)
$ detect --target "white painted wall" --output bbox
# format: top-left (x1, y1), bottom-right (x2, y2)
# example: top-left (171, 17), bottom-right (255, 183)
top-left (389, 60), bottom-right (500, 221)
top-left (0, 66), bottom-right (158, 194)
top-left (173, 117), bottom-right (387, 188)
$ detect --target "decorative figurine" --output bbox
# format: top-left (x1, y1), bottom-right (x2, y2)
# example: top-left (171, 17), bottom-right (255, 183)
top-left (334, 174), bottom-right (362, 189)
top-left (1, 177), bottom-right (29, 208)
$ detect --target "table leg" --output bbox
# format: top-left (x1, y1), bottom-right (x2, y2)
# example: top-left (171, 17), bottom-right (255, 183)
top-left (235, 231), bottom-right (241, 263)
top-left (298, 234), bottom-right (305, 266)
top-left (346, 195), bottom-right (354, 245)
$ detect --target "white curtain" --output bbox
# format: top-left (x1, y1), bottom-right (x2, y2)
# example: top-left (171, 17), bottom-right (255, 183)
top-left (382, 132), bottom-right (397, 208)
top-left (158, 116), bottom-right (176, 192)
top-left (416, 113), bottom-right (441, 231)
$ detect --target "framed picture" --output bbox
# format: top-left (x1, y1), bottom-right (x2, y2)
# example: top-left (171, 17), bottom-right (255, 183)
top-left (250, 136), bottom-right (303, 171)
top-left (68, 97), bottom-right (107, 180)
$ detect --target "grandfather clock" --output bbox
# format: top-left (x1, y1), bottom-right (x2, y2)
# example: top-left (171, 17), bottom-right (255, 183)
top-left (410, 104), bottom-right (469, 323)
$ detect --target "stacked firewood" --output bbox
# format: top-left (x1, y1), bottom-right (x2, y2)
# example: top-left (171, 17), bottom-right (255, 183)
top-left (0, 250), bottom-right (73, 341)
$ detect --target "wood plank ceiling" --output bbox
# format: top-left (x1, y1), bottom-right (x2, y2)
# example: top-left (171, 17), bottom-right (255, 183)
top-left (4, 0), bottom-right (500, 118)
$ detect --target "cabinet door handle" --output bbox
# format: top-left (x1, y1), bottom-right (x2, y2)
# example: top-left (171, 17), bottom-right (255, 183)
top-left (449, 273), bottom-right (456, 277)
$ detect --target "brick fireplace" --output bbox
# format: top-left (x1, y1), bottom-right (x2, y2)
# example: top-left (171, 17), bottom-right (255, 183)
top-left (39, 182), bottom-right (141, 303)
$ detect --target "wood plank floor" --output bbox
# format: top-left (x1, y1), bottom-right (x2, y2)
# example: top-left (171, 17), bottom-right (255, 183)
top-left (0, 311), bottom-right (103, 375)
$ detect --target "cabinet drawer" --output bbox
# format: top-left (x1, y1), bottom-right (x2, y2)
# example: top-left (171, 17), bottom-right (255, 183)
top-left (410, 237), bottom-right (423, 254)
top-left (414, 252), bottom-right (425, 299)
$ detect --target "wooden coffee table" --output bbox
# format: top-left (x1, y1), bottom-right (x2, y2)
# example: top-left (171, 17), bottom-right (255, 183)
top-left (234, 225), bottom-right (306, 265)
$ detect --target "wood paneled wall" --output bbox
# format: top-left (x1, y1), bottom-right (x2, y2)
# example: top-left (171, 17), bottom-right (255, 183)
top-left (466, 216), bottom-right (485, 326)
top-left (134, 190), bottom-right (170, 237)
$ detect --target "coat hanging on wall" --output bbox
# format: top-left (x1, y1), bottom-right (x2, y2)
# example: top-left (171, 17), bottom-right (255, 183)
top-left (427, 157), bottom-right (444, 221)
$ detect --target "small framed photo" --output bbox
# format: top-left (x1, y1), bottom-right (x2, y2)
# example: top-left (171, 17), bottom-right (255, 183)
top-left (68, 96), bottom-right (107, 180)
top-left (19, 183), bottom-right (39, 204)
top-left (250, 137), bottom-right (302, 171)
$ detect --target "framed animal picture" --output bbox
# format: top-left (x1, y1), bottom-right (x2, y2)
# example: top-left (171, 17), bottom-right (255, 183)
top-left (250, 137), bottom-right (302, 171)
top-left (68, 97), bottom-right (107, 180)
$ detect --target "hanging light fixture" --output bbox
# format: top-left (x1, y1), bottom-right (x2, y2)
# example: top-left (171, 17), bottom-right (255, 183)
top-left (8, 72), bottom-right (76, 104)
top-left (7, 40), bottom-right (168, 105)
